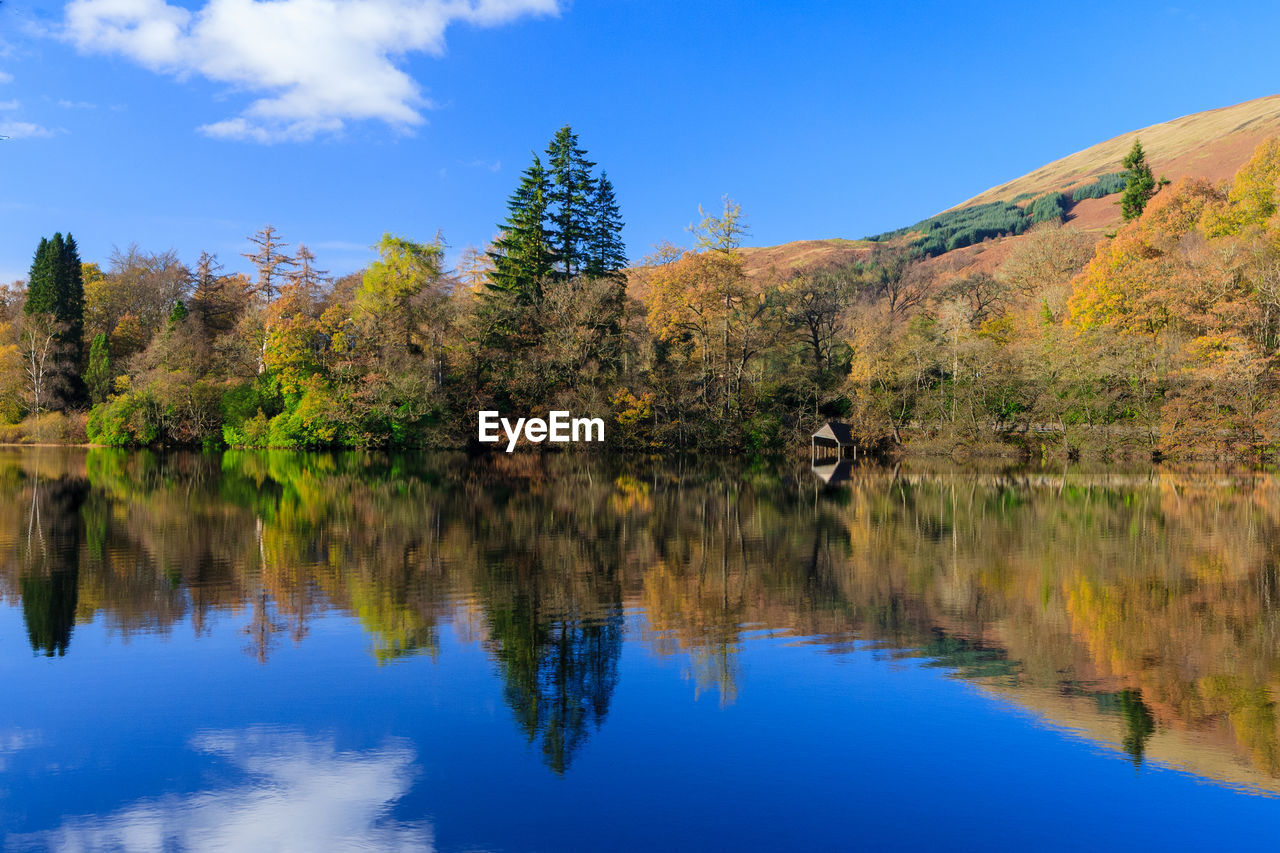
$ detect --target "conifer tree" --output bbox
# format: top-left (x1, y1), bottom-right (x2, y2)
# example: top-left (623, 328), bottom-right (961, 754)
top-left (586, 171), bottom-right (627, 278)
top-left (1120, 139), bottom-right (1157, 221)
top-left (25, 236), bottom-right (54, 312)
top-left (487, 154), bottom-right (554, 303)
top-left (191, 251), bottom-right (247, 335)
top-left (545, 125), bottom-right (596, 281)
top-left (25, 232), bottom-right (85, 365)
top-left (242, 225), bottom-right (297, 302)
top-left (84, 333), bottom-right (111, 404)
top-left (289, 244), bottom-right (329, 295)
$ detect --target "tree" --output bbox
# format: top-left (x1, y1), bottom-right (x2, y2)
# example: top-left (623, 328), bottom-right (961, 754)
top-left (546, 125), bottom-right (597, 281)
top-left (86, 246), bottom-right (190, 342)
top-left (455, 245), bottom-right (495, 294)
top-left (1120, 139), bottom-right (1158, 221)
top-left (690, 195), bottom-right (748, 253)
top-left (190, 251), bottom-right (250, 335)
top-left (84, 333), bottom-right (111, 404)
top-left (289, 244), bottom-right (329, 295)
top-left (19, 312), bottom-right (65, 421)
top-left (487, 155), bottom-right (553, 304)
top-left (783, 265), bottom-right (856, 374)
top-left (25, 233), bottom-right (85, 366)
top-left (586, 171), bottom-right (627, 278)
top-left (358, 235), bottom-right (447, 342)
top-left (646, 201), bottom-right (786, 440)
top-left (242, 225), bottom-right (297, 303)
top-left (861, 245), bottom-right (931, 317)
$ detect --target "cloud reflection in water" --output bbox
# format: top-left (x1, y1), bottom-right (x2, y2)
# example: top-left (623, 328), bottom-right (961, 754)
top-left (19, 729), bottom-right (434, 852)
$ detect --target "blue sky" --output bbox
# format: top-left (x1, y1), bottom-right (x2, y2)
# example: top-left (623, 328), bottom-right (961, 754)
top-left (0, 1), bottom-right (1276, 282)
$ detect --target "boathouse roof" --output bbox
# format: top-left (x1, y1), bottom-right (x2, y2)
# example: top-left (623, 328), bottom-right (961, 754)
top-left (812, 421), bottom-right (856, 446)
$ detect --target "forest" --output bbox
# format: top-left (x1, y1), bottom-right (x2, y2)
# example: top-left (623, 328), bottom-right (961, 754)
top-left (6, 130), bottom-right (1280, 459)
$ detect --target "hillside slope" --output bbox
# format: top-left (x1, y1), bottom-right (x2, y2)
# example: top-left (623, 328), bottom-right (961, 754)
top-left (737, 94), bottom-right (1280, 275)
top-left (955, 93), bottom-right (1280, 209)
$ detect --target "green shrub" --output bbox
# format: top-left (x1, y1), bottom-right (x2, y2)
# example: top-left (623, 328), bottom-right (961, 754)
top-left (222, 409), bottom-right (271, 448)
top-left (87, 393), bottom-right (160, 446)
top-left (221, 374), bottom-right (283, 427)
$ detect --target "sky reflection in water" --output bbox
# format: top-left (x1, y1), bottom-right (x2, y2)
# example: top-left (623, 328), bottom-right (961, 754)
top-left (2, 448), bottom-right (1280, 850)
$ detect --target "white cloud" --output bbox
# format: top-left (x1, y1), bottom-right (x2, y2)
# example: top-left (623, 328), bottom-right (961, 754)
top-left (0, 99), bottom-right (18, 110)
top-left (12, 729), bottom-right (435, 852)
top-left (0, 121), bottom-right (54, 139)
top-left (63, 0), bottom-right (560, 143)
top-left (0, 71), bottom-right (12, 84)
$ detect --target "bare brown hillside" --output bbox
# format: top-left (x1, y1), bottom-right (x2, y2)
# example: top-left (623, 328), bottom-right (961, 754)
top-left (718, 95), bottom-right (1280, 278)
top-left (956, 93), bottom-right (1280, 208)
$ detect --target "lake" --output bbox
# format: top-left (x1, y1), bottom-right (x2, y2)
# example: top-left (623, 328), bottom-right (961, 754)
top-left (2, 448), bottom-right (1279, 851)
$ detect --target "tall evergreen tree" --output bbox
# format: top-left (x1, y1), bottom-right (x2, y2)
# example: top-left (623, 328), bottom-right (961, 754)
top-left (545, 125), bottom-right (596, 281)
top-left (60, 234), bottom-right (85, 358)
top-left (25, 237), bottom-right (54, 314)
top-left (1120, 139), bottom-right (1157, 221)
top-left (84, 333), bottom-right (111, 404)
top-left (487, 154), bottom-right (554, 304)
top-left (25, 232), bottom-right (85, 366)
top-left (586, 171), bottom-right (627, 278)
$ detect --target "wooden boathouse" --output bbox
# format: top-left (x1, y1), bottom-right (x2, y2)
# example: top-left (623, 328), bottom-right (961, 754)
top-left (811, 421), bottom-right (858, 462)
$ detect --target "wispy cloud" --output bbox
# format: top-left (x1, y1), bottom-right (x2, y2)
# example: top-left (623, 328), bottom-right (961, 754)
top-left (0, 120), bottom-right (54, 139)
top-left (63, 0), bottom-right (560, 143)
top-left (0, 99), bottom-right (18, 110)
top-left (57, 98), bottom-right (97, 109)
top-left (0, 71), bottom-right (12, 84)
top-left (463, 158), bottom-right (502, 172)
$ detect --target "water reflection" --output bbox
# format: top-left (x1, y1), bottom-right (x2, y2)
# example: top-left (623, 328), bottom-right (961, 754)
top-left (15, 474), bottom-right (87, 657)
top-left (3, 449), bottom-right (1280, 792)
top-left (11, 730), bottom-right (432, 852)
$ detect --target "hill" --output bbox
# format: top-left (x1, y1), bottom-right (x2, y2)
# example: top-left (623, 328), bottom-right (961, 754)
top-left (955, 93), bottom-right (1280, 208)
top-left (737, 94), bottom-right (1280, 274)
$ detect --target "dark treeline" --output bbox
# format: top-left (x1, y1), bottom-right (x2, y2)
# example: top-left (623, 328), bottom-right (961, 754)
top-left (8, 134), bottom-right (1280, 458)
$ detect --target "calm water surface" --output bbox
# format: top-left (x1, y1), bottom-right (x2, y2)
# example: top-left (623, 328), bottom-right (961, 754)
top-left (2, 448), bottom-right (1280, 851)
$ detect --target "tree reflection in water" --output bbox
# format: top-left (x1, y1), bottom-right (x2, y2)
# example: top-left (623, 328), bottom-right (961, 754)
top-left (17, 473), bottom-right (87, 657)
top-left (4, 449), bottom-right (1280, 787)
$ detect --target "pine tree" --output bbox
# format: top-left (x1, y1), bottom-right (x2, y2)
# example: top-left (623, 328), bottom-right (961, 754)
top-left (25, 232), bottom-right (85, 364)
top-left (545, 125), bottom-right (596, 281)
top-left (25, 237), bottom-right (54, 314)
top-left (60, 234), bottom-right (85, 359)
top-left (1120, 139), bottom-right (1157, 221)
top-left (487, 154), bottom-right (554, 304)
top-left (84, 333), bottom-right (111, 404)
top-left (586, 171), bottom-right (626, 278)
